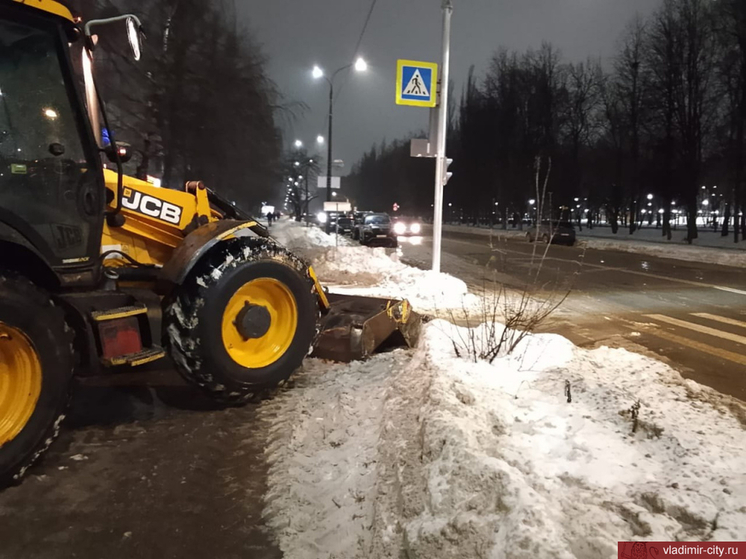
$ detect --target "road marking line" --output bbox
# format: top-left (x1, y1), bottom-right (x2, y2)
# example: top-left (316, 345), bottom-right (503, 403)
top-left (645, 314), bottom-right (746, 346)
top-left (691, 313), bottom-right (746, 329)
top-left (642, 327), bottom-right (746, 366)
top-left (714, 286), bottom-right (746, 296)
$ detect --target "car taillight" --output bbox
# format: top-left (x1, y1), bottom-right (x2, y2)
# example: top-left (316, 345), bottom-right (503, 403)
top-left (98, 317), bottom-right (142, 359)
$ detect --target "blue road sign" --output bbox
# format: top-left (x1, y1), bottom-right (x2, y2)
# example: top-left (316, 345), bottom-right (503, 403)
top-left (396, 59), bottom-right (438, 108)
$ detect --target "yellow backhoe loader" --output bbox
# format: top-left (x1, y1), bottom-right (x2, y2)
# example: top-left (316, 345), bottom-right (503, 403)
top-left (0, 0), bottom-right (420, 484)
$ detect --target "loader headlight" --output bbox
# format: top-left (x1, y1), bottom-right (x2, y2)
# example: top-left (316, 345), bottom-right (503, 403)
top-left (394, 222), bottom-right (406, 235)
top-left (410, 222), bottom-right (421, 234)
top-left (317, 212), bottom-right (327, 224)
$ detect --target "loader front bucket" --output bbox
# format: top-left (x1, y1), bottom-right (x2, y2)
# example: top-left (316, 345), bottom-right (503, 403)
top-left (312, 293), bottom-right (422, 362)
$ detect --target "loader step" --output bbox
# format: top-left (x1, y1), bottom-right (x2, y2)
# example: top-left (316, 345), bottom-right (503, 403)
top-left (103, 346), bottom-right (166, 367)
top-left (91, 305), bottom-right (148, 322)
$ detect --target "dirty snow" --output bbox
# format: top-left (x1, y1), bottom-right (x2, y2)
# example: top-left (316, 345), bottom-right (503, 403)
top-left (263, 321), bottom-right (746, 558)
top-left (272, 219), bottom-right (480, 313)
top-left (262, 217), bottom-right (746, 558)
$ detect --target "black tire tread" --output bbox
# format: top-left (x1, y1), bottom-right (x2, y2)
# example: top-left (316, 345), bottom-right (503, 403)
top-left (165, 238), bottom-right (318, 405)
top-left (0, 272), bottom-right (73, 486)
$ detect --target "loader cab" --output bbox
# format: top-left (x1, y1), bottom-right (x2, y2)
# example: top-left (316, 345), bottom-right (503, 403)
top-left (0, 1), bottom-right (105, 281)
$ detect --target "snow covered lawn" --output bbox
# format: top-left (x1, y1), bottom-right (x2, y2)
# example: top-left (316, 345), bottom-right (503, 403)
top-left (262, 219), bottom-right (746, 558)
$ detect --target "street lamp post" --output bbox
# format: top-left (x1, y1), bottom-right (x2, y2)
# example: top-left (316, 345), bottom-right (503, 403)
top-left (313, 58), bottom-right (367, 208)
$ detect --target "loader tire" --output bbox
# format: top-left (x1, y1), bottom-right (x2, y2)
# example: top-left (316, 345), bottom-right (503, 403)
top-left (165, 238), bottom-right (319, 404)
top-left (0, 274), bottom-right (73, 486)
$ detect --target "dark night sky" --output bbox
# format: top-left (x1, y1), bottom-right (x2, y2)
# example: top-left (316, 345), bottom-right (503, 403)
top-left (239, 0), bottom-right (661, 174)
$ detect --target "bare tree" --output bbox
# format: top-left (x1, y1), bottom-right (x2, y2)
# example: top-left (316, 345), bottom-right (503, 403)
top-left (561, 58), bottom-right (604, 228)
top-left (614, 15), bottom-right (649, 234)
top-left (648, 0), bottom-right (718, 243)
top-left (714, 0), bottom-right (746, 241)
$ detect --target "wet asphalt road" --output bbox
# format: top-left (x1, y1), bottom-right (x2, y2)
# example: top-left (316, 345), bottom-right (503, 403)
top-left (400, 227), bottom-right (746, 401)
top-left (0, 370), bottom-right (282, 559)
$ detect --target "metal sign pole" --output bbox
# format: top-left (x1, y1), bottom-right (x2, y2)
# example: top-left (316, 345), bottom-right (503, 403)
top-left (432, 0), bottom-right (452, 273)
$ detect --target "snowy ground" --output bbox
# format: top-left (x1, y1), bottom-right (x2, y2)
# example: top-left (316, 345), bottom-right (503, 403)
top-left (262, 220), bottom-right (746, 558)
top-left (443, 223), bottom-right (746, 268)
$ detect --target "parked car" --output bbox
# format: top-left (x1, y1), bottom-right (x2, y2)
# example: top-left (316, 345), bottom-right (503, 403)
top-left (526, 220), bottom-right (576, 245)
top-left (392, 216), bottom-right (423, 236)
top-left (333, 215), bottom-right (355, 235)
top-left (354, 213), bottom-right (398, 247)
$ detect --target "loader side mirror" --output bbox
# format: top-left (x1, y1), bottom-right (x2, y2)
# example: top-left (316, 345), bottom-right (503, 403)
top-left (105, 142), bottom-right (132, 164)
top-left (126, 17), bottom-right (143, 61)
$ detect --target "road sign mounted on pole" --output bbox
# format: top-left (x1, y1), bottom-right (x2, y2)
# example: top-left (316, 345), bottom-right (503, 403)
top-left (396, 60), bottom-right (438, 107)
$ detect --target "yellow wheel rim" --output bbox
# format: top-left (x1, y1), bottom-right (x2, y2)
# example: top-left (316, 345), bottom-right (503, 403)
top-left (221, 278), bottom-right (299, 369)
top-left (0, 322), bottom-right (42, 447)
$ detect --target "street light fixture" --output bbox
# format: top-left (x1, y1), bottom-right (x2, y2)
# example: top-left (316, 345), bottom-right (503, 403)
top-left (312, 57), bottom-right (367, 206)
top-left (294, 139), bottom-right (303, 148)
top-left (316, 135), bottom-right (324, 145)
top-left (647, 193), bottom-right (653, 200)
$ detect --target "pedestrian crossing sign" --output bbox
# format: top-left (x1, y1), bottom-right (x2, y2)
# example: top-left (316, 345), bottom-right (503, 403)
top-left (396, 59), bottom-right (438, 107)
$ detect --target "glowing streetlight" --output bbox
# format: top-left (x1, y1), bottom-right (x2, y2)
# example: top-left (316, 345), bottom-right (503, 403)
top-left (311, 58), bottom-right (368, 209)
top-left (316, 135), bottom-right (324, 145)
top-left (528, 199), bottom-right (536, 206)
top-left (647, 193), bottom-right (653, 200)
top-left (702, 199), bottom-right (710, 207)
top-left (294, 140), bottom-right (303, 148)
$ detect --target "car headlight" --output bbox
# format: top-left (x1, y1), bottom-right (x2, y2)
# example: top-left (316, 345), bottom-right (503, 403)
top-left (317, 212), bottom-right (327, 224)
top-left (393, 222), bottom-right (406, 235)
top-left (410, 222), bottom-right (421, 234)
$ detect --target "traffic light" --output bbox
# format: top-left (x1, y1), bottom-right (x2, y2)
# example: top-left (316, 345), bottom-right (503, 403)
top-left (443, 157), bottom-right (453, 185)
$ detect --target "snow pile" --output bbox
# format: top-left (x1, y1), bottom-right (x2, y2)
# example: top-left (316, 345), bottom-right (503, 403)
top-left (270, 219), bottom-right (354, 251)
top-left (272, 218), bottom-right (481, 312)
top-left (581, 238), bottom-right (746, 268)
top-left (262, 320), bottom-right (746, 558)
top-left (390, 323), bottom-right (746, 557)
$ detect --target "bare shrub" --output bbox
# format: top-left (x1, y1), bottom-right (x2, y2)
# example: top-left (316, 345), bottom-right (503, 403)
top-left (444, 155), bottom-right (586, 363)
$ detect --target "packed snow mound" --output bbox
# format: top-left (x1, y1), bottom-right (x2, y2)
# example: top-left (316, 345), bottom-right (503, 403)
top-left (270, 218), bottom-right (354, 250)
top-left (397, 322), bottom-right (746, 558)
top-left (582, 238), bottom-right (746, 268)
top-left (262, 320), bottom-right (746, 558)
top-left (272, 218), bottom-right (480, 312)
